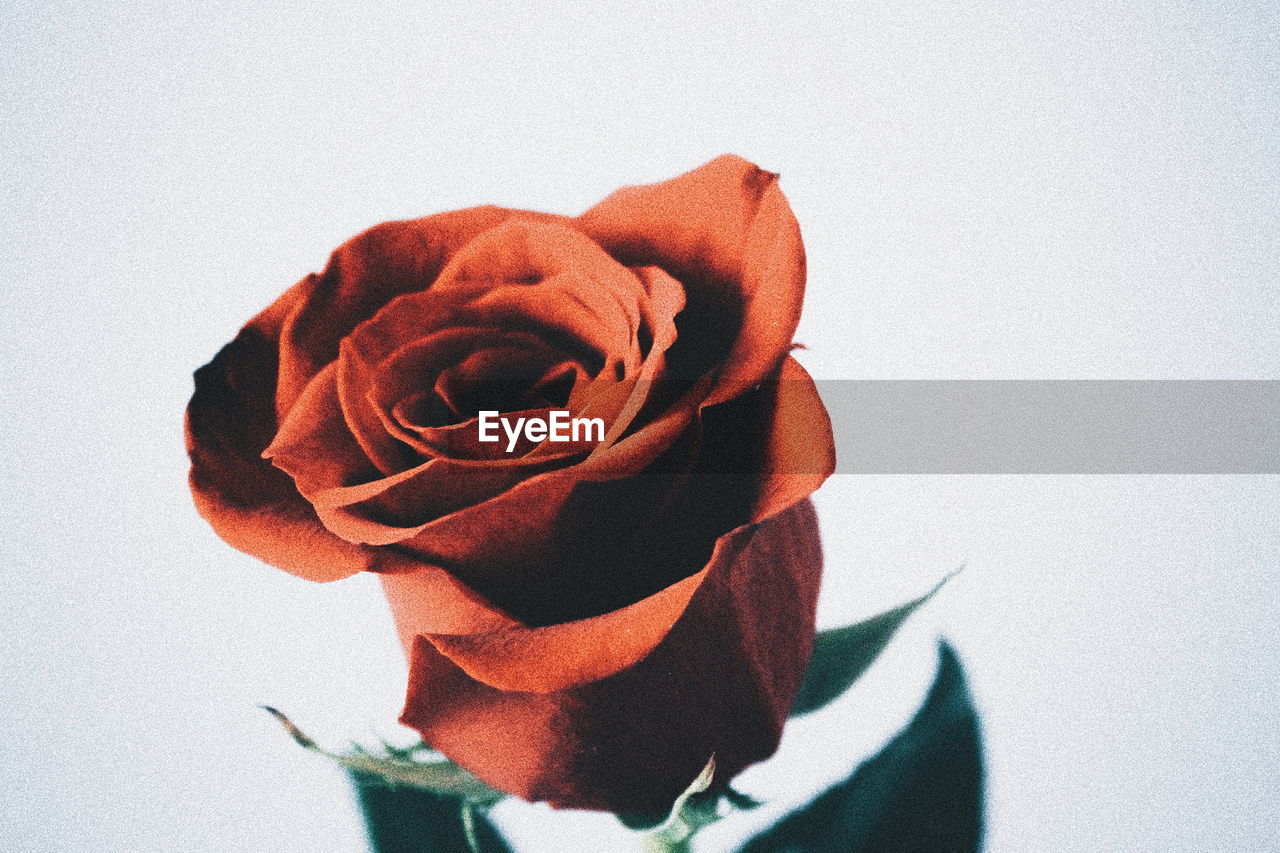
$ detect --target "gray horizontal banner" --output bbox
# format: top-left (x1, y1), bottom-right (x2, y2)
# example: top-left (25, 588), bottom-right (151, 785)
top-left (823, 380), bottom-right (1279, 474)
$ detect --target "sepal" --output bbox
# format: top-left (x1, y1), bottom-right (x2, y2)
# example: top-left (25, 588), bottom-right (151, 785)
top-left (261, 706), bottom-right (505, 806)
top-left (262, 707), bottom-right (510, 853)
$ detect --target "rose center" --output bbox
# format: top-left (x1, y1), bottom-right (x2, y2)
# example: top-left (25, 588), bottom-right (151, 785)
top-left (395, 340), bottom-right (582, 431)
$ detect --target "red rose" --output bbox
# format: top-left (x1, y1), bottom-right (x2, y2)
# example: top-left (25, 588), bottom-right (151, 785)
top-left (186, 155), bottom-right (835, 813)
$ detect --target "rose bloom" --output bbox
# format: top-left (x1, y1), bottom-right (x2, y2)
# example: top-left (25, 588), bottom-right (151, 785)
top-left (186, 156), bottom-right (834, 813)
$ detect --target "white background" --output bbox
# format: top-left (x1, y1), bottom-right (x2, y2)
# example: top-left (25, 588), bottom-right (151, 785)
top-left (3, 2), bottom-right (1278, 850)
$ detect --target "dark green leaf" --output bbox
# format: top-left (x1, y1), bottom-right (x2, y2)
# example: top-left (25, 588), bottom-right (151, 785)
top-left (790, 570), bottom-right (958, 717)
top-left (723, 787), bottom-right (764, 811)
top-left (741, 641), bottom-right (984, 853)
top-left (349, 770), bottom-right (513, 853)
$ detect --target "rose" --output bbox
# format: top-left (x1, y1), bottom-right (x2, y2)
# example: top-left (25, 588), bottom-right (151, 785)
top-left (186, 155), bottom-right (835, 813)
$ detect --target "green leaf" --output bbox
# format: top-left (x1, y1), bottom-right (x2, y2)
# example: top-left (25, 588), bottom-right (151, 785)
top-left (349, 769), bottom-right (513, 853)
top-left (260, 709), bottom-right (512, 851)
top-left (723, 786), bottom-right (765, 812)
top-left (790, 569), bottom-right (959, 717)
top-left (739, 641), bottom-right (984, 853)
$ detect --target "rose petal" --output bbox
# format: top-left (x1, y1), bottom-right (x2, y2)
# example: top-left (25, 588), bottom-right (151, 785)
top-left (327, 221), bottom-right (680, 469)
top-left (396, 500), bottom-right (823, 812)
top-left (264, 362), bottom-right (382, 500)
top-left (275, 206), bottom-right (571, 421)
top-left (748, 355), bottom-right (836, 522)
top-left (386, 376), bottom-right (710, 564)
top-left (376, 553), bottom-right (520, 636)
top-left (268, 357), bottom-right (589, 548)
top-left (431, 219), bottom-right (654, 377)
top-left (186, 280), bottom-right (372, 582)
top-left (335, 329), bottom-right (421, 476)
top-left (368, 331), bottom-right (579, 451)
top-left (577, 154), bottom-right (806, 403)
top-left (266, 363), bottom-right (575, 546)
top-left (270, 235), bottom-right (696, 550)
top-left (588, 265), bottom-right (686, 450)
top-left (421, 546), bottom-right (715, 693)
top-left (309, 444), bottom-right (586, 547)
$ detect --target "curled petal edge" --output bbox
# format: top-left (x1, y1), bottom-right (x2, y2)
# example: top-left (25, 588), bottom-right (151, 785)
top-left (377, 555), bottom-right (521, 636)
top-left (418, 535), bottom-right (736, 693)
top-left (749, 355), bottom-right (836, 524)
top-left (417, 490), bottom-right (823, 695)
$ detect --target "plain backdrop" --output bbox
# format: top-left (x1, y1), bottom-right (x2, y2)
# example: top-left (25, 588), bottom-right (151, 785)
top-left (3, 2), bottom-right (1278, 851)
